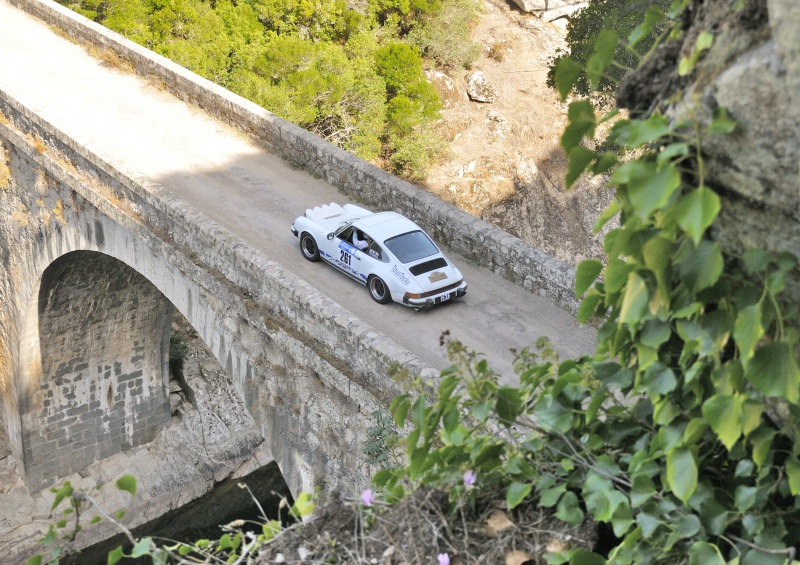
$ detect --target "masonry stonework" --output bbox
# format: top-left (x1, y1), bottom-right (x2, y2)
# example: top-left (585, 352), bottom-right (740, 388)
top-left (20, 251), bottom-right (171, 490)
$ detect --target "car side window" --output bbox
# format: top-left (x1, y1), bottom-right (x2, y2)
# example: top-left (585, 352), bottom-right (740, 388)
top-left (365, 240), bottom-right (386, 262)
top-left (336, 225), bottom-right (355, 241)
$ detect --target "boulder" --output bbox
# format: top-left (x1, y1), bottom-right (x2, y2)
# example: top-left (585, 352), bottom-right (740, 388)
top-left (466, 71), bottom-right (498, 103)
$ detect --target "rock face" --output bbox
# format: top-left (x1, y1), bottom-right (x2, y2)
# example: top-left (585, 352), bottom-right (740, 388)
top-left (618, 0), bottom-right (800, 281)
top-left (466, 71), bottom-right (498, 103)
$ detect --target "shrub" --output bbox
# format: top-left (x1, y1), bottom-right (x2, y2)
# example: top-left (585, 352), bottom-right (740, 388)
top-left (376, 3), bottom-right (800, 563)
top-left (407, 0), bottom-right (482, 69)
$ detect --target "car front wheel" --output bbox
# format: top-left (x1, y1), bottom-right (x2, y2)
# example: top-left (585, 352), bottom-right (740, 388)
top-left (300, 232), bottom-right (320, 262)
top-left (368, 276), bottom-right (392, 304)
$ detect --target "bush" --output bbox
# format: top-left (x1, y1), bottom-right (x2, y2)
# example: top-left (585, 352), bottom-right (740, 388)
top-left (407, 0), bottom-right (481, 69)
top-left (375, 3), bottom-right (800, 563)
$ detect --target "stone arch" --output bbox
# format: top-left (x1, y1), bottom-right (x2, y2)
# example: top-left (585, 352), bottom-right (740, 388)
top-left (17, 250), bottom-right (172, 491)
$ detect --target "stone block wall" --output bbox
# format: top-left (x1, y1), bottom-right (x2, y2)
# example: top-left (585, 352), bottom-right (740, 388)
top-left (7, 0), bottom-right (580, 313)
top-left (20, 251), bottom-right (171, 491)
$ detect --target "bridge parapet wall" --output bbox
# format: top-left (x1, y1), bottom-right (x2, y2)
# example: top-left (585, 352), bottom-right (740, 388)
top-left (8, 0), bottom-right (579, 314)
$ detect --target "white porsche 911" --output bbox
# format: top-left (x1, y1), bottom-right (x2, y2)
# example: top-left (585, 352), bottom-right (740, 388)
top-left (291, 203), bottom-right (467, 309)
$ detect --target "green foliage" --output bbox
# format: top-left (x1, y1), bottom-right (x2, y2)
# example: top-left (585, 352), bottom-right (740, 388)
top-left (362, 409), bottom-right (399, 466)
top-left (407, 0), bottom-right (482, 69)
top-left (377, 4), bottom-right (800, 564)
top-left (547, 0), bottom-right (673, 97)
top-left (168, 331), bottom-right (189, 375)
top-left (32, 475), bottom-right (316, 564)
top-left (56, 0), bottom-right (461, 179)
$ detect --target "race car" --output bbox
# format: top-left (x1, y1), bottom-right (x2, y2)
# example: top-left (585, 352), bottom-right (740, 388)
top-left (291, 203), bottom-right (467, 309)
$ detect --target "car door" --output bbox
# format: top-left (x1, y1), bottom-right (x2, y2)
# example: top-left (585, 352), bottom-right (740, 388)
top-left (333, 226), bottom-right (363, 279)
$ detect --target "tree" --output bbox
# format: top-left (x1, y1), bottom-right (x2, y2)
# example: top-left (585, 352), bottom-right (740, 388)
top-left (547, 0), bottom-right (672, 96)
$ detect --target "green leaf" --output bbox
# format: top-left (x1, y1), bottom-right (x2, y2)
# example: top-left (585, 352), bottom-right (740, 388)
top-left (290, 492), bottom-right (315, 518)
top-left (114, 510), bottom-right (125, 520)
top-left (578, 291), bottom-right (603, 324)
top-left (218, 534), bottom-right (234, 551)
top-left (642, 236), bottom-right (675, 308)
top-left (613, 161), bottom-right (681, 219)
top-left (640, 319), bottom-right (671, 349)
top-left (561, 100), bottom-right (596, 153)
top-left (702, 394), bottom-right (743, 450)
top-left (594, 361), bottom-right (633, 389)
top-left (786, 459), bottom-right (800, 495)
top-left (107, 546), bottom-right (124, 565)
top-left (631, 475), bottom-right (656, 507)
top-left (620, 272), bottom-right (649, 327)
top-left (51, 483), bottom-right (73, 511)
top-left (130, 538), bottom-right (152, 558)
top-left (496, 386), bottom-right (522, 426)
top-left (657, 142), bottom-right (690, 169)
top-left (666, 447), bottom-right (698, 503)
top-left (566, 146), bottom-right (596, 188)
top-left (410, 396), bottom-right (426, 429)
top-left (586, 29), bottom-right (618, 90)
top-left (749, 426), bottom-right (775, 468)
top-left (89, 515), bottom-right (102, 525)
top-left (745, 342), bottom-right (800, 402)
top-left (594, 200), bottom-right (621, 233)
top-left (673, 514), bottom-right (702, 537)
top-left (506, 481), bottom-right (532, 510)
top-left (575, 259), bottom-right (603, 297)
top-left (604, 257), bottom-right (635, 294)
top-left (641, 361), bottom-right (677, 396)
top-left (735, 486), bottom-right (758, 512)
top-left (179, 544), bottom-right (194, 556)
top-left (555, 58), bottom-right (584, 101)
top-left (710, 106), bottom-right (737, 134)
top-left (678, 240), bottom-right (723, 293)
top-left (555, 491), bottom-right (584, 525)
top-left (674, 186), bottom-right (721, 245)
top-left (592, 152), bottom-right (617, 175)
top-left (391, 395), bottom-right (411, 428)
top-left (688, 541), bottom-right (725, 565)
top-left (734, 303), bottom-right (764, 367)
top-left (540, 485), bottom-right (566, 508)
top-left (116, 475), bottom-right (137, 497)
top-left (628, 5), bottom-right (664, 47)
top-left (618, 114), bottom-right (672, 149)
top-left (26, 556), bottom-right (42, 565)
top-left (743, 248), bottom-right (769, 274)
top-left (679, 31), bottom-right (714, 76)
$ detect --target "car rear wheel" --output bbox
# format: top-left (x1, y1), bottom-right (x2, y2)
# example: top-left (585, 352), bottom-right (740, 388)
top-left (368, 276), bottom-right (391, 304)
top-left (300, 232), bottom-right (320, 262)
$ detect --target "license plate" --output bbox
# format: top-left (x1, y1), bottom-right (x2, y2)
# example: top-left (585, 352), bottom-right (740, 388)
top-left (436, 292), bottom-right (451, 304)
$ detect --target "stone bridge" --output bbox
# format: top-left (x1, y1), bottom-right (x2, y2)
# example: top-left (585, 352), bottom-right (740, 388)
top-left (0, 0), bottom-right (595, 557)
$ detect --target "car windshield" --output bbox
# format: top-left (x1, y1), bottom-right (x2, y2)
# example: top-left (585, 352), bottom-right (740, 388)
top-left (384, 230), bottom-right (439, 264)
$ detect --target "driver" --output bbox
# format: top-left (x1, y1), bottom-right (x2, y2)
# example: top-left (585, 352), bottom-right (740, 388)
top-left (352, 229), bottom-right (369, 250)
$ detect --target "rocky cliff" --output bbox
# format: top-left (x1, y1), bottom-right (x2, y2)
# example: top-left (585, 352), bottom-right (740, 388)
top-left (618, 0), bottom-right (800, 270)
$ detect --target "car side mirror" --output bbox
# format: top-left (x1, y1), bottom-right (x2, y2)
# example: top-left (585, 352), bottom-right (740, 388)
top-left (327, 233), bottom-right (334, 240)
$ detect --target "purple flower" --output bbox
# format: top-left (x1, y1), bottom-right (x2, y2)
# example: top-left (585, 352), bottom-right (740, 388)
top-left (463, 469), bottom-right (477, 487)
top-left (360, 488), bottom-right (374, 507)
top-left (437, 553), bottom-right (450, 565)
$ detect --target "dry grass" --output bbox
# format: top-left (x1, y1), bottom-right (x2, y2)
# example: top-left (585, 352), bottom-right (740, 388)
top-left (255, 486), bottom-right (596, 564)
top-left (486, 39), bottom-right (507, 62)
top-left (87, 43), bottom-right (134, 73)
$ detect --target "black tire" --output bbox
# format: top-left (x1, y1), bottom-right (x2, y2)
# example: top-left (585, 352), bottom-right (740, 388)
top-left (300, 232), bottom-right (320, 262)
top-left (368, 276), bottom-right (392, 304)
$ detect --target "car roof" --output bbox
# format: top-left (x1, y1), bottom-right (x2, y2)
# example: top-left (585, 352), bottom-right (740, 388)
top-left (357, 212), bottom-right (422, 240)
